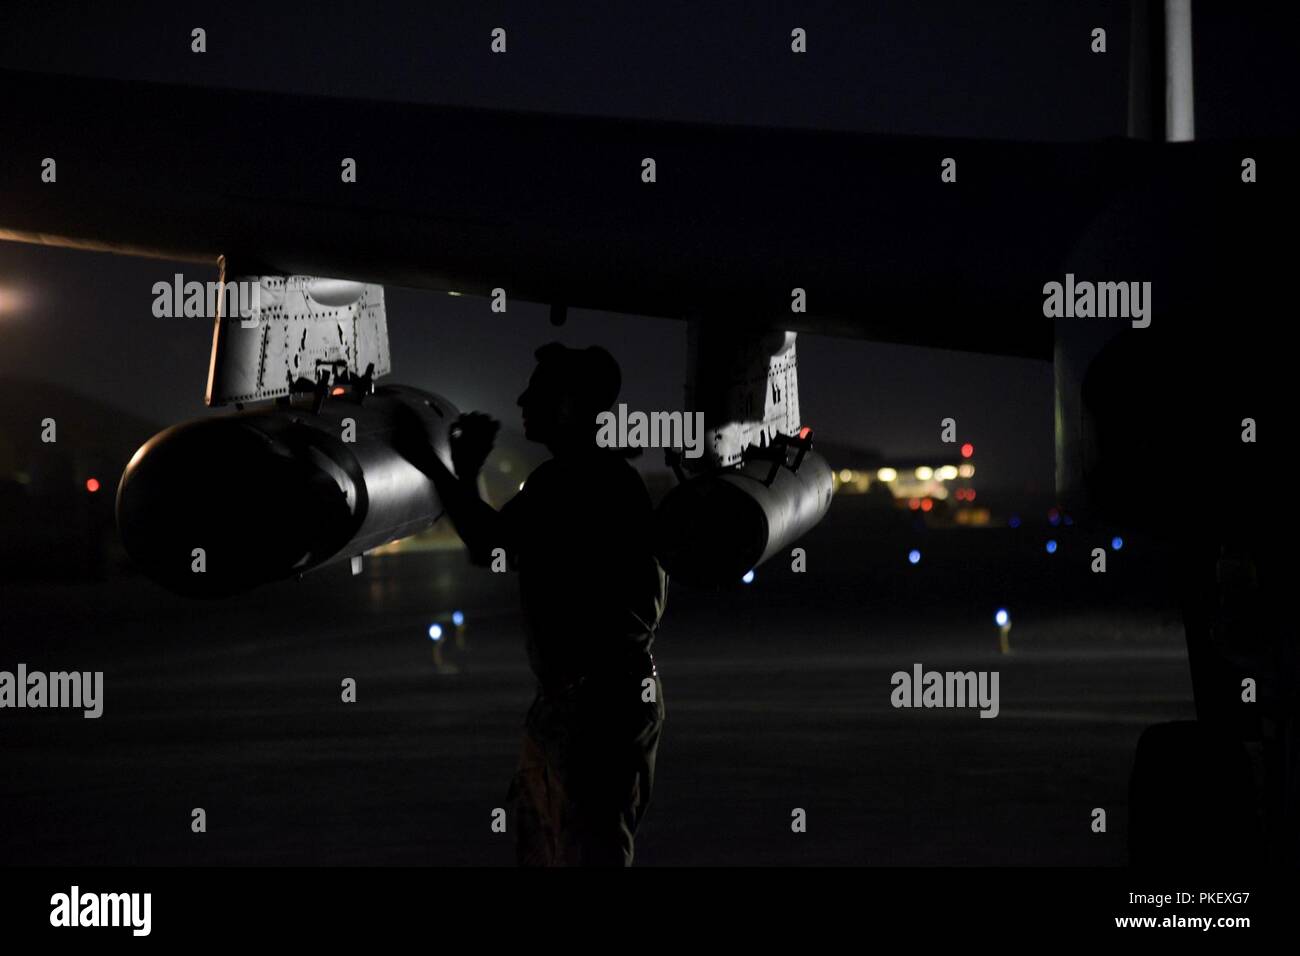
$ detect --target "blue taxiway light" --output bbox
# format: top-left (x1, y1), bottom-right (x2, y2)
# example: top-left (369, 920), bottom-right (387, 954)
top-left (908, 549), bottom-right (921, 565)
top-left (1045, 539), bottom-right (1058, 554)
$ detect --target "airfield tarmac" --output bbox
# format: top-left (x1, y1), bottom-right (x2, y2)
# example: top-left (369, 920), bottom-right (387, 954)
top-left (0, 499), bottom-right (1193, 865)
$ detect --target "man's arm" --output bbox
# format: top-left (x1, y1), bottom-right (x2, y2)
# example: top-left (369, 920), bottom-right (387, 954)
top-left (397, 411), bottom-right (511, 566)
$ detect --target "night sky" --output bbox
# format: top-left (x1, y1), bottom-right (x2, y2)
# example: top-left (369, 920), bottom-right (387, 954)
top-left (0, 2), bottom-right (1295, 494)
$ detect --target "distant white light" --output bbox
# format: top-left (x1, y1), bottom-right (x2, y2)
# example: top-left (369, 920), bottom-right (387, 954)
top-left (937, 465), bottom-right (959, 481)
top-left (876, 467), bottom-right (897, 482)
top-left (839, 469), bottom-right (854, 483)
top-left (742, 569), bottom-right (755, 584)
top-left (428, 623), bottom-right (444, 641)
top-left (448, 291), bottom-right (463, 297)
top-left (908, 549), bottom-right (921, 565)
top-left (995, 608), bottom-right (1010, 627)
top-left (915, 466), bottom-right (933, 480)
top-left (452, 610), bottom-right (465, 627)
top-left (518, 481), bottom-right (526, 491)
top-left (958, 463), bottom-right (975, 479)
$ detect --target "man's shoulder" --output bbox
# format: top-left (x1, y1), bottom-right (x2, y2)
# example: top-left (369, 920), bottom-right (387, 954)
top-left (593, 451), bottom-right (651, 494)
top-left (541, 449), bottom-right (642, 477)
top-left (509, 456), bottom-right (575, 505)
top-left (531, 451), bottom-right (651, 503)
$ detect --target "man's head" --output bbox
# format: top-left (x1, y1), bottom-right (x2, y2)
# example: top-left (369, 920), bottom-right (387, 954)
top-left (518, 343), bottom-right (621, 448)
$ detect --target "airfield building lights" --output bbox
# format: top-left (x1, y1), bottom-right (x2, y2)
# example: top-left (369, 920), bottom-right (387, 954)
top-left (995, 608), bottom-right (1012, 655)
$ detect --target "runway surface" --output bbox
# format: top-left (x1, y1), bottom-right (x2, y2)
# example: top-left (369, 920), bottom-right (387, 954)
top-left (1, 502), bottom-right (1193, 865)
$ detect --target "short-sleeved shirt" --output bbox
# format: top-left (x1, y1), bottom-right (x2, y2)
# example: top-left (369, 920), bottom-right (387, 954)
top-left (500, 449), bottom-right (666, 690)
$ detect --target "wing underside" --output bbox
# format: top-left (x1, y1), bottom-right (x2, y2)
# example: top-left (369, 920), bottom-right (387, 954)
top-left (1, 69), bottom-right (1294, 360)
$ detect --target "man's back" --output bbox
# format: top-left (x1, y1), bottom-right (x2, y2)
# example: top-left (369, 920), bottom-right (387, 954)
top-left (503, 449), bottom-right (666, 690)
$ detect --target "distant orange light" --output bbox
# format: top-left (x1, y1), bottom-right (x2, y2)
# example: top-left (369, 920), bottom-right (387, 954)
top-left (85, 478), bottom-right (100, 493)
top-left (960, 443), bottom-right (974, 458)
top-left (331, 386), bottom-right (346, 396)
top-left (921, 498), bottom-right (933, 512)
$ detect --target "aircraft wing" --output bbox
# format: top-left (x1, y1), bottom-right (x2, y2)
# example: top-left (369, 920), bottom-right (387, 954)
top-left (0, 68), bottom-right (1292, 359)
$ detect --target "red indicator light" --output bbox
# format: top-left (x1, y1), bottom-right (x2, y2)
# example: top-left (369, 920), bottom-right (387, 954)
top-left (960, 443), bottom-right (974, 458)
top-left (921, 498), bottom-right (934, 512)
top-left (85, 478), bottom-right (100, 493)
top-left (798, 426), bottom-right (811, 439)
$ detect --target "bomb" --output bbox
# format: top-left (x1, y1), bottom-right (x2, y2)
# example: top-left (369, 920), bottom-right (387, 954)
top-left (117, 384), bottom-right (457, 597)
top-left (654, 446), bottom-right (832, 588)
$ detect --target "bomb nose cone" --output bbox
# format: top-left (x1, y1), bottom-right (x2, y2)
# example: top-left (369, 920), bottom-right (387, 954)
top-left (117, 417), bottom-right (352, 597)
top-left (655, 477), bottom-right (768, 586)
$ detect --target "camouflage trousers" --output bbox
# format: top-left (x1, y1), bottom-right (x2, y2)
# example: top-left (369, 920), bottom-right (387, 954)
top-left (508, 669), bottom-right (664, 866)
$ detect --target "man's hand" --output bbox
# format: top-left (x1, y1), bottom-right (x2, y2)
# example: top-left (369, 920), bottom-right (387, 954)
top-left (391, 405), bottom-right (507, 564)
top-left (449, 412), bottom-right (499, 481)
